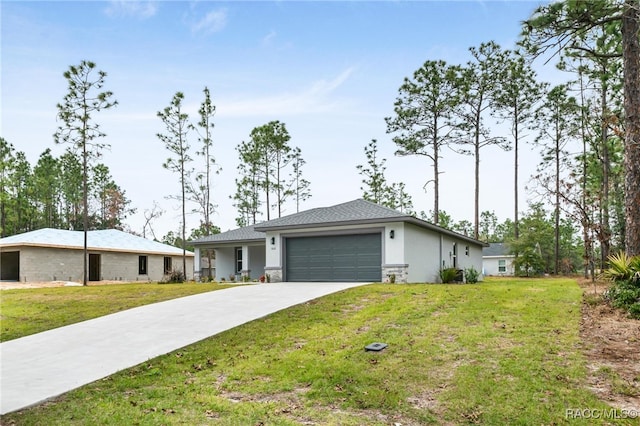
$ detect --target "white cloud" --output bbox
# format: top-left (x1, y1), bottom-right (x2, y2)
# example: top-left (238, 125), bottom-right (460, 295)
top-left (104, 1), bottom-right (158, 19)
top-left (191, 9), bottom-right (227, 35)
top-left (221, 67), bottom-right (356, 117)
top-left (261, 30), bottom-right (277, 47)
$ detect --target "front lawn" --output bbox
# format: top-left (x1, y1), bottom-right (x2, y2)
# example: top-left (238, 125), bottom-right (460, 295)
top-left (1, 278), bottom-right (631, 425)
top-left (0, 282), bottom-right (234, 342)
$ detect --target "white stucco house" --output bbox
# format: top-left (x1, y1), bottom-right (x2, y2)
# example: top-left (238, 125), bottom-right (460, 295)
top-left (482, 242), bottom-right (515, 276)
top-left (191, 199), bottom-right (487, 283)
top-left (0, 228), bottom-right (194, 283)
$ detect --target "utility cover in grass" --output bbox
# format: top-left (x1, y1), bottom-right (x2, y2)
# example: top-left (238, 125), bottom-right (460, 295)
top-left (365, 342), bottom-right (388, 352)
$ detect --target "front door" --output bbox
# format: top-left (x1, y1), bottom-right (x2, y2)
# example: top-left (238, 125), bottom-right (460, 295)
top-left (89, 254), bottom-right (101, 281)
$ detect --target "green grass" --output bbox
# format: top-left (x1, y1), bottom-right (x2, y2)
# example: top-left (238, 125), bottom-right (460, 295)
top-left (0, 282), bottom-right (235, 342)
top-left (1, 278), bottom-right (632, 425)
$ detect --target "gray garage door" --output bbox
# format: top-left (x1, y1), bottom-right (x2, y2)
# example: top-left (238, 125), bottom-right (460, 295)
top-left (285, 233), bottom-right (382, 282)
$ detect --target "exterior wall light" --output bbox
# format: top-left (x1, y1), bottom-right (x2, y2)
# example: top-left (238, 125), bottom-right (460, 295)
top-left (389, 230), bottom-right (395, 239)
top-left (270, 237), bottom-right (275, 245)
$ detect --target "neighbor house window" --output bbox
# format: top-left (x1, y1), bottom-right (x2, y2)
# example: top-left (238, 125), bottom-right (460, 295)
top-left (235, 247), bottom-right (243, 274)
top-left (139, 256), bottom-right (148, 275)
top-left (164, 257), bottom-right (172, 274)
top-left (498, 259), bottom-right (506, 273)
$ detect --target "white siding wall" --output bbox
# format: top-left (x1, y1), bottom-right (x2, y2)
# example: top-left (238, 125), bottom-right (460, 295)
top-left (215, 247), bottom-right (236, 281)
top-left (265, 231), bottom-right (280, 269)
top-left (403, 223), bottom-right (442, 283)
top-left (383, 222), bottom-right (405, 265)
top-left (247, 245), bottom-right (266, 280)
top-left (483, 256), bottom-right (514, 276)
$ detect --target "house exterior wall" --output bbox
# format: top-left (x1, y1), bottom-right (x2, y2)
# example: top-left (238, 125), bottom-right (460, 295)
top-left (382, 222), bottom-right (408, 282)
top-left (483, 256), bottom-right (515, 276)
top-left (265, 224), bottom-right (386, 283)
top-left (8, 246), bottom-right (192, 283)
top-left (18, 246), bottom-right (84, 282)
top-left (247, 245), bottom-right (265, 280)
top-left (403, 223), bottom-right (442, 283)
top-left (261, 222), bottom-right (485, 283)
top-left (99, 252), bottom-right (193, 282)
top-left (402, 225), bottom-right (485, 283)
top-left (212, 244), bottom-right (264, 282)
top-left (215, 247), bottom-right (236, 281)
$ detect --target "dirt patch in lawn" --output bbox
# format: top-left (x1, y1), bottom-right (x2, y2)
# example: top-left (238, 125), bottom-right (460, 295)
top-left (578, 278), bottom-right (640, 412)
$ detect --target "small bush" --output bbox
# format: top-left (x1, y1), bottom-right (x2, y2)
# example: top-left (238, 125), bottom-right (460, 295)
top-left (161, 269), bottom-right (185, 284)
top-left (464, 266), bottom-right (480, 284)
top-left (439, 267), bottom-right (459, 284)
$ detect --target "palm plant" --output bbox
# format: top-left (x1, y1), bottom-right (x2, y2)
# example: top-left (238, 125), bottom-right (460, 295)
top-left (602, 252), bottom-right (640, 284)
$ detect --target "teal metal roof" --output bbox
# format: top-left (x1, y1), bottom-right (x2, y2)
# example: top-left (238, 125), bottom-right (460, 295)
top-left (0, 228), bottom-right (193, 256)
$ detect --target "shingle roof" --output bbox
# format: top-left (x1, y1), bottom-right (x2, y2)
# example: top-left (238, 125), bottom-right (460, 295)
top-left (191, 199), bottom-right (487, 248)
top-left (0, 228), bottom-right (193, 256)
top-left (254, 199), bottom-right (407, 231)
top-left (483, 242), bottom-right (512, 257)
top-left (190, 225), bottom-right (264, 245)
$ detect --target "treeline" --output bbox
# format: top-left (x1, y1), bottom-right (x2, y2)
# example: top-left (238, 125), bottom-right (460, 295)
top-left (231, 120), bottom-right (311, 227)
top-left (0, 140), bottom-right (134, 237)
top-left (356, 1), bottom-right (639, 275)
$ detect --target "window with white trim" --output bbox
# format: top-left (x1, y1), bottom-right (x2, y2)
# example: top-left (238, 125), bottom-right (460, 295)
top-left (235, 247), bottom-right (243, 274)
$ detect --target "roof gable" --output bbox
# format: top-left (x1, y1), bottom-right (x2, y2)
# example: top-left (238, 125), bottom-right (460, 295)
top-left (0, 228), bottom-right (193, 256)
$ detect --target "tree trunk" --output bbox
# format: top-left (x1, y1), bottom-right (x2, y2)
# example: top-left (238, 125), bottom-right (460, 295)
top-left (433, 125), bottom-right (439, 225)
top-left (82, 115), bottom-right (88, 286)
top-left (623, 0), bottom-right (640, 256)
top-left (182, 167), bottom-right (186, 279)
top-left (474, 129), bottom-right (480, 240)
top-left (514, 105), bottom-right (520, 241)
top-left (601, 76), bottom-right (611, 265)
top-left (555, 121), bottom-right (560, 275)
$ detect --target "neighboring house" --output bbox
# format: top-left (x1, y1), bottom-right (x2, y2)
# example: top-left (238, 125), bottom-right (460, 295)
top-left (482, 242), bottom-right (515, 276)
top-left (0, 228), bottom-right (194, 283)
top-left (191, 199), bottom-right (488, 283)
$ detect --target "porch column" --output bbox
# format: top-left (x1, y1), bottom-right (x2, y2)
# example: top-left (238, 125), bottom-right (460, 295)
top-left (193, 246), bottom-right (201, 282)
top-left (241, 245), bottom-right (251, 281)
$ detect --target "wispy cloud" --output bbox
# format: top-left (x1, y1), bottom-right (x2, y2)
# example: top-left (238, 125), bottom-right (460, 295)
top-left (221, 68), bottom-right (356, 117)
top-left (261, 30), bottom-right (277, 47)
top-left (104, 1), bottom-right (158, 19)
top-left (191, 8), bottom-right (227, 35)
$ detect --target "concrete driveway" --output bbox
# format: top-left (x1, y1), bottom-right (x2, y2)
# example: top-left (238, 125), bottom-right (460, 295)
top-left (0, 282), bottom-right (369, 414)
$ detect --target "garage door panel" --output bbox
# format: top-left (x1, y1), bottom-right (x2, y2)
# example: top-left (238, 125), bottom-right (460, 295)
top-left (285, 234), bottom-right (381, 282)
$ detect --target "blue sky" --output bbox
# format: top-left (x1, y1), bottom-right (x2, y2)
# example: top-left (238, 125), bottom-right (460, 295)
top-left (2, 0), bottom-right (560, 238)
